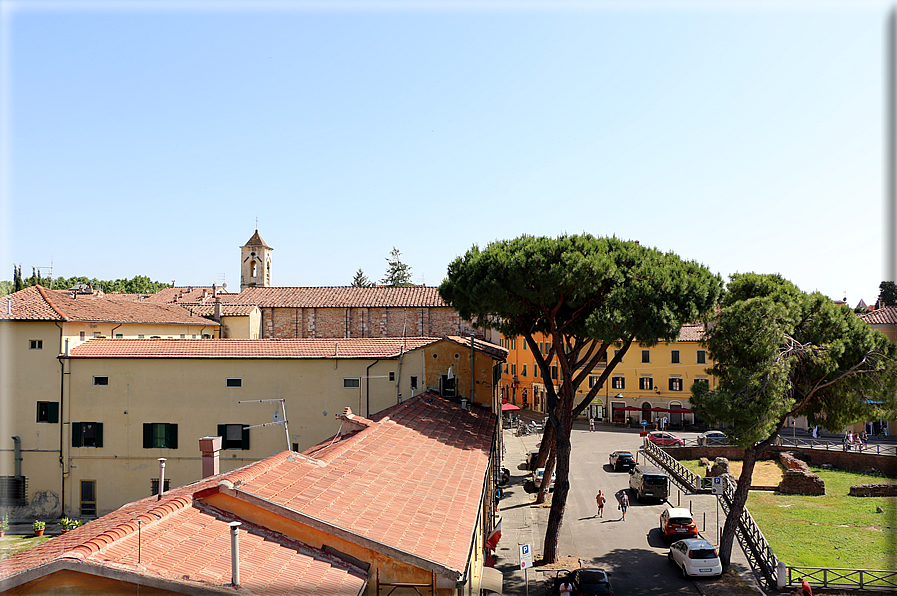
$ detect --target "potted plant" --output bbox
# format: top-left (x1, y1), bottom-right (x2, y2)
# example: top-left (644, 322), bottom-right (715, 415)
top-left (60, 517), bottom-right (72, 532)
top-left (32, 520), bottom-right (45, 537)
top-left (0, 513), bottom-right (8, 537)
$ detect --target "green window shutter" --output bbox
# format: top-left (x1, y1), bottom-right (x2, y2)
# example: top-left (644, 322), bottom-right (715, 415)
top-left (218, 424), bottom-right (226, 442)
top-left (169, 424), bottom-right (178, 450)
top-left (48, 402), bottom-right (59, 424)
top-left (143, 423), bottom-right (153, 449)
top-left (72, 422), bottom-right (82, 447)
top-left (95, 423), bottom-right (103, 448)
top-left (242, 426), bottom-right (250, 450)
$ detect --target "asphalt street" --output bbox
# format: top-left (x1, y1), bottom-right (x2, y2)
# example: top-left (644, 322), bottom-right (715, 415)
top-left (494, 421), bottom-right (769, 595)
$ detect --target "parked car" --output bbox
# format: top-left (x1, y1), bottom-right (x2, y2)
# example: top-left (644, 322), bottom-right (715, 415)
top-left (647, 431), bottom-right (684, 446)
top-left (697, 431), bottom-right (728, 446)
top-left (668, 539), bottom-right (723, 578)
top-left (629, 465), bottom-right (669, 502)
top-left (532, 467), bottom-right (556, 490)
top-left (608, 450), bottom-right (636, 471)
top-left (659, 507), bottom-right (698, 540)
top-left (553, 568), bottom-right (614, 595)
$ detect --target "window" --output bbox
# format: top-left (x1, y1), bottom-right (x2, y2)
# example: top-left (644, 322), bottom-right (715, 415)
top-left (504, 363), bottom-right (508, 374)
top-left (143, 423), bottom-right (178, 449)
top-left (671, 350), bottom-right (680, 364)
top-left (639, 377), bottom-right (653, 391)
top-left (93, 376), bottom-right (108, 386)
top-left (388, 372), bottom-right (395, 382)
top-left (612, 377), bottom-right (625, 390)
top-left (539, 342), bottom-right (544, 354)
top-left (641, 350), bottom-right (650, 363)
top-left (29, 340), bottom-right (42, 350)
top-left (151, 478), bottom-right (171, 496)
top-left (522, 365), bottom-right (527, 377)
top-left (80, 480), bottom-right (96, 517)
top-left (138, 334), bottom-right (145, 339)
top-left (226, 378), bottom-right (242, 388)
top-left (218, 424), bottom-right (250, 450)
top-left (343, 378), bottom-right (360, 389)
top-left (694, 377), bottom-right (709, 389)
top-left (589, 375), bottom-right (598, 388)
top-left (93, 332), bottom-right (100, 338)
top-left (410, 376), bottom-right (418, 389)
top-left (669, 378), bottom-right (683, 391)
top-left (115, 334), bottom-right (123, 339)
top-left (511, 339), bottom-right (516, 350)
top-left (291, 442), bottom-right (299, 452)
top-left (545, 342), bottom-right (552, 354)
top-left (79, 331), bottom-right (86, 341)
top-left (202, 334), bottom-right (212, 339)
top-left (522, 341), bottom-right (527, 351)
top-left (511, 364), bottom-right (517, 376)
top-left (551, 366), bottom-right (558, 380)
top-left (180, 334), bottom-right (186, 339)
top-left (36, 401), bottom-right (59, 423)
top-left (697, 350), bottom-right (707, 364)
top-left (72, 422), bottom-right (103, 448)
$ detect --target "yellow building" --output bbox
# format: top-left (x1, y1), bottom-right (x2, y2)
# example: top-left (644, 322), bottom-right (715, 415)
top-left (3, 333), bottom-right (505, 518)
top-left (499, 324), bottom-right (715, 427)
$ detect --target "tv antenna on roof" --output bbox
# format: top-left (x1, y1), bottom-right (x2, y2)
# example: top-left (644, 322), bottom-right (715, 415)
top-left (239, 399), bottom-right (290, 451)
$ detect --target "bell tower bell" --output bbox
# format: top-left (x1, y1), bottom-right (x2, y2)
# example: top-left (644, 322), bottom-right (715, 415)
top-left (240, 230), bottom-right (273, 291)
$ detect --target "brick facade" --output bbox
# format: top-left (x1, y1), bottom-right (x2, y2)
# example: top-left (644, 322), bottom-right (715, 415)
top-left (777, 452), bottom-right (825, 495)
top-left (848, 483), bottom-right (897, 497)
top-left (260, 306), bottom-right (474, 339)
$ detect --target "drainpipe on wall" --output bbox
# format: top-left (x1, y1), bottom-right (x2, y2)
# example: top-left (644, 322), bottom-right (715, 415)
top-left (11, 436), bottom-right (22, 479)
top-left (56, 322), bottom-right (66, 516)
top-left (395, 346), bottom-right (404, 404)
top-left (365, 359), bottom-right (380, 417)
top-left (470, 334), bottom-right (475, 402)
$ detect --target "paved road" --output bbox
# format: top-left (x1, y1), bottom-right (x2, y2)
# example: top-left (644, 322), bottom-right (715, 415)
top-left (495, 422), bottom-right (767, 595)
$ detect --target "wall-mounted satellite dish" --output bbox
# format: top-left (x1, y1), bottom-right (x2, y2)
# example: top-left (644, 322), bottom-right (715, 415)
top-left (273, 411), bottom-right (283, 422)
top-left (222, 282), bottom-right (227, 289)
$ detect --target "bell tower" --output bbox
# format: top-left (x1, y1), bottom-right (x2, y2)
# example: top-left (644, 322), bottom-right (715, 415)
top-left (240, 230), bottom-right (273, 291)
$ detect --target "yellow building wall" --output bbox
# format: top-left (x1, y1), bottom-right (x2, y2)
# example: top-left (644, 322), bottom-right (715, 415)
top-left (2, 569), bottom-right (177, 596)
top-left (422, 341), bottom-right (499, 410)
top-left (61, 321), bottom-right (219, 345)
top-left (219, 310), bottom-right (261, 339)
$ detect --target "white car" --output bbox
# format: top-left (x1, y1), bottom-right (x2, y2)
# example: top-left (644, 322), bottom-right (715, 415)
top-left (668, 539), bottom-right (723, 578)
top-left (532, 467), bottom-right (556, 490)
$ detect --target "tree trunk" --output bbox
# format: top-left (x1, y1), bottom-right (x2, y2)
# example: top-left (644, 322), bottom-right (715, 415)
top-left (718, 446), bottom-right (758, 570)
top-left (542, 427), bottom-right (571, 563)
top-left (535, 447), bottom-right (556, 505)
top-left (534, 419), bottom-right (555, 471)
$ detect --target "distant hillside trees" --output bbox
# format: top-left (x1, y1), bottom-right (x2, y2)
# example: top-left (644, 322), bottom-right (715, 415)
top-left (1, 268), bottom-right (171, 296)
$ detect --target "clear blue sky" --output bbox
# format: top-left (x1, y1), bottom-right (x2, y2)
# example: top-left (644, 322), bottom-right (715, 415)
top-left (1, 1), bottom-right (893, 305)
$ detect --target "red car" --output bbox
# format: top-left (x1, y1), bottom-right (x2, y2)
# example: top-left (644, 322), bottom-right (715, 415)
top-left (660, 507), bottom-right (698, 540)
top-left (647, 431), bottom-right (684, 446)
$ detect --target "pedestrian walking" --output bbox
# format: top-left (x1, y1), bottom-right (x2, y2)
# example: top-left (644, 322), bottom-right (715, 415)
top-left (596, 490), bottom-right (606, 517)
top-left (589, 417), bottom-right (595, 432)
top-left (618, 491), bottom-right (629, 521)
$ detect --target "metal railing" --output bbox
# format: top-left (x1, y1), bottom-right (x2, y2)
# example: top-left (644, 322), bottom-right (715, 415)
top-left (776, 437), bottom-right (897, 456)
top-left (717, 479), bottom-right (780, 586)
top-left (786, 566), bottom-right (897, 591)
top-left (643, 440), bottom-right (704, 493)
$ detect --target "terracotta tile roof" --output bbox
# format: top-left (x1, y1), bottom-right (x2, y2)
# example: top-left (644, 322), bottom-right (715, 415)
top-left (68, 337), bottom-right (442, 359)
top-left (445, 335), bottom-right (508, 361)
top-left (236, 286), bottom-right (449, 308)
top-left (676, 323), bottom-right (707, 342)
top-left (221, 393), bottom-right (495, 577)
top-left (860, 305), bottom-right (897, 326)
top-left (0, 475), bottom-right (366, 595)
top-left (178, 303), bottom-right (260, 317)
top-left (0, 286), bottom-right (218, 327)
top-left (141, 287), bottom-right (236, 304)
top-left (242, 230), bottom-right (271, 249)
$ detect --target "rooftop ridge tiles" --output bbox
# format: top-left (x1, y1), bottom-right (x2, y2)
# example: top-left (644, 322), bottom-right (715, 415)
top-left (220, 450), bottom-right (298, 488)
top-left (35, 285), bottom-right (69, 320)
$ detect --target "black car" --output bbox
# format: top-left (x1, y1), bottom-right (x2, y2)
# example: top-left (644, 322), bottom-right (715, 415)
top-left (608, 450), bottom-right (636, 471)
top-left (555, 568), bottom-right (614, 595)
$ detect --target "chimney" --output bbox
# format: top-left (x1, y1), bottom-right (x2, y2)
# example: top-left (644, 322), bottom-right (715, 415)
top-left (213, 298), bottom-right (222, 322)
top-left (157, 458), bottom-right (167, 500)
top-left (201, 289), bottom-right (208, 302)
top-left (199, 436), bottom-right (222, 478)
top-left (212, 283), bottom-right (217, 298)
top-left (229, 522), bottom-right (242, 586)
top-left (6, 297), bottom-right (10, 316)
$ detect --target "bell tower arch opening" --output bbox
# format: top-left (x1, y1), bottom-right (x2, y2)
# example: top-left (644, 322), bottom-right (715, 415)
top-left (240, 230), bottom-right (274, 291)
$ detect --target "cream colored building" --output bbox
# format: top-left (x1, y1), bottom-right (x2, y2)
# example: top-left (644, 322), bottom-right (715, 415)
top-left (3, 334), bottom-right (505, 518)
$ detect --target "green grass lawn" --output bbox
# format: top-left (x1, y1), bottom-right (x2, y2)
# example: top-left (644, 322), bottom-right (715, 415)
top-left (0, 534), bottom-right (53, 561)
top-left (680, 461), bottom-right (897, 570)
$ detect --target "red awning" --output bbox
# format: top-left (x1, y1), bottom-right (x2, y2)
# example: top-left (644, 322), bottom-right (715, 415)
top-left (502, 403), bottom-right (521, 411)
